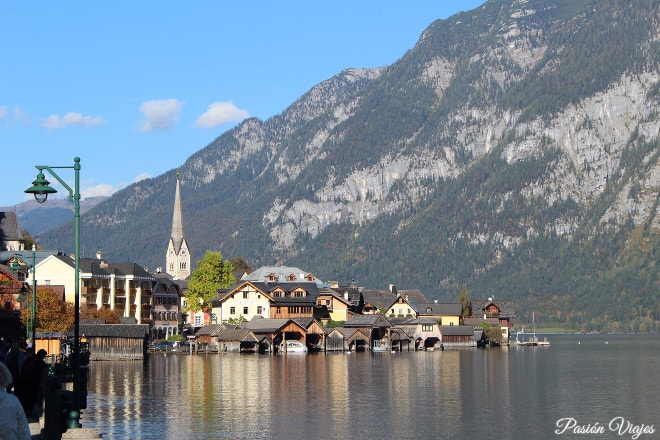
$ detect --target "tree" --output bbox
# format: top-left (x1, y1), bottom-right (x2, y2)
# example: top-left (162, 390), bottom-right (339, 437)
top-left (458, 285), bottom-right (470, 322)
top-left (224, 315), bottom-right (246, 326)
top-left (481, 322), bottom-right (503, 344)
top-left (21, 230), bottom-right (38, 250)
top-left (185, 251), bottom-right (235, 314)
top-left (21, 287), bottom-right (75, 332)
top-left (230, 257), bottom-right (252, 276)
top-left (81, 305), bottom-right (122, 324)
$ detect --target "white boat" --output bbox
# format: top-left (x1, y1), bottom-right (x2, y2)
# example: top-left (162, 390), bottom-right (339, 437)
top-left (372, 340), bottom-right (389, 352)
top-left (283, 340), bottom-right (307, 353)
top-left (514, 314), bottom-right (550, 347)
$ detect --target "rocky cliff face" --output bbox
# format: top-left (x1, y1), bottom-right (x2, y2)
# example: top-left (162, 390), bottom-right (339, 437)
top-left (184, 0), bottom-right (660, 257)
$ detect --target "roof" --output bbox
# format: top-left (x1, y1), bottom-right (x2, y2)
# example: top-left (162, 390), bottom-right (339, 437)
top-left (344, 314), bottom-right (392, 328)
top-left (104, 262), bottom-right (154, 280)
top-left (196, 324), bottom-right (225, 336)
top-left (240, 316), bottom-right (291, 333)
top-left (395, 290), bottom-right (428, 309)
top-left (392, 317), bottom-right (439, 326)
top-left (0, 250), bottom-right (61, 268)
top-left (440, 325), bottom-right (475, 336)
top-left (470, 299), bottom-right (517, 319)
top-left (216, 328), bottom-right (260, 342)
top-left (152, 273), bottom-right (182, 295)
top-left (242, 266), bottom-right (325, 286)
top-left (0, 212), bottom-right (23, 242)
top-left (361, 290), bottom-right (397, 309)
top-left (317, 288), bottom-right (352, 306)
top-left (328, 286), bottom-right (363, 306)
top-left (47, 255), bottom-right (157, 282)
top-left (216, 280), bottom-right (321, 305)
top-left (417, 303), bottom-right (462, 316)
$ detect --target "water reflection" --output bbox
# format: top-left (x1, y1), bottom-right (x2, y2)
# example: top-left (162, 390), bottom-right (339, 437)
top-left (82, 335), bottom-right (660, 440)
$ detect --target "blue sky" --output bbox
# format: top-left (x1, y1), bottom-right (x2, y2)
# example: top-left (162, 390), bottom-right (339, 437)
top-left (0, 1), bottom-right (485, 207)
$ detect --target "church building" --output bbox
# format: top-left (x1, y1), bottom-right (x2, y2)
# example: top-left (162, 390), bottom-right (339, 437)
top-left (166, 173), bottom-right (191, 280)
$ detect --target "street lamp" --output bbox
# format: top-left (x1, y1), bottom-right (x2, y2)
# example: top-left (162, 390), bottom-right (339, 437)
top-left (10, 245), bottom-right (37, 346)
top-left (25, 156), bottom-right (81, 428)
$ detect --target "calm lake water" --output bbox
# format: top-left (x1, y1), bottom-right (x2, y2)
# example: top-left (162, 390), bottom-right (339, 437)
top-left (80, 334), bottom-right (660, 440)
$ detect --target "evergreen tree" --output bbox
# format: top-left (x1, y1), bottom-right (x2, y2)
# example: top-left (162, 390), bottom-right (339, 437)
top-left (458, 286), bottom-right (470, 322)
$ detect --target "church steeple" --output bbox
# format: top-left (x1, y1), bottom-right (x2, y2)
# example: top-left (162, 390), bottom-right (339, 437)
top-left (166, 172), bottom-right (191, 279)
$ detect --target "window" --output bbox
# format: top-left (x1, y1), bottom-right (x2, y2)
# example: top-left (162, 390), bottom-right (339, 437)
top-left (422, 324), bottom-right (433, 332)
top-left (230, 307), bottom-right (235, 315)
top-left (243, 307), bottom-right (248, 315)
top-left (257, 306), bottom-right (263, 315)
top-left (243, 291), bottom-right (249, 299)
top-left (194, 315), bottom-right (201, 326)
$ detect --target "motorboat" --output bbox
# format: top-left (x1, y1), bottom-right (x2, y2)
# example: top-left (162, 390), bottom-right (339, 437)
top-left (283, 340), bottom-right (308, 353)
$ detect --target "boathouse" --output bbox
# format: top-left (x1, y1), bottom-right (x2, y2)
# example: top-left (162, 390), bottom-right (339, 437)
top-left (77, 321), bottom-right (150, 360)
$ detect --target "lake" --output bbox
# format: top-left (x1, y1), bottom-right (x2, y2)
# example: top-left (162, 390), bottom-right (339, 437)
top-left (80, 334), bottom-right (660, 440)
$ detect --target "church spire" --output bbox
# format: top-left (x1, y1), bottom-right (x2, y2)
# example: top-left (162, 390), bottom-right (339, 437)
top-left (166, 172), bottom-right (191, 279)
top-left (171, 172), bottom-right (185, 253)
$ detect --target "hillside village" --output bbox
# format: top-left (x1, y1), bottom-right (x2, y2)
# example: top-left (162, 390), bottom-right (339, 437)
top-left (0, 178), bottom-right (515, 358)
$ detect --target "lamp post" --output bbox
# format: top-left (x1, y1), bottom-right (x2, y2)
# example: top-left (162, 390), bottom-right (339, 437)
top-left (25, 157), bottom-right (81, 428)
top-left (10, 245), bottom-right (37, 345)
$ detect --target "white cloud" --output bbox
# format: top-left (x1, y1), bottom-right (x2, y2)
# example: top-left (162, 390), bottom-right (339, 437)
top-left (194, 101), bottom-right (249, 128)
top-left (138, 98), bottom-right (183, 132)
top-left (13, 107), bottom-right (29, 124)
top-left (134, 172), bottom-right (152, 183)
top-left (42, 112), bottom-right (105, 130)
top-left (81, 182), bottom-right (120, 199)
top-left (81, 172), bottom-right (152, 200)
top-left (0, 106), bottom-right (29, 124)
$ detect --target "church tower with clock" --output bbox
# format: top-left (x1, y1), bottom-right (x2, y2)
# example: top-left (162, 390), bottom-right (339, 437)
top-left (166, 172), bottom-right (191, 280)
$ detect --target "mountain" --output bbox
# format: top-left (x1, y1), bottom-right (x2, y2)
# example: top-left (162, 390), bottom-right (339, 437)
top-left (1, 196), bottom-right (106, 236)
top-left (39, 0), bottom-right (660, 332)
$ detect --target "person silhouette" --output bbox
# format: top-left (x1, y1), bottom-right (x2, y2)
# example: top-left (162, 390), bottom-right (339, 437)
top-left (0, 361), bottom-right (31, 440)
top-left (19, 348), bottom-right (48, 416)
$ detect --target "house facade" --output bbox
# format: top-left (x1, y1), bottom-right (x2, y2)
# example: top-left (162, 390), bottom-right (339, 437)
top-left (0, 212), bottom-right (24, 252)
top-left (35, 253), bottom-right (158, 325)
top-left (212, 267), bottom-right (325, 324)
top-left (151, 272), bottom-right (183, 339)
top-left (386, 295), bottom-right (417, 318)
top-left (469, 299), bottom-right (516, 343)
top-left (315, 288), bottom-right (354, 322)
top-left (213, 281), bottom-right (273, 322)
top-left (417, 303), bottom-right (462, 326)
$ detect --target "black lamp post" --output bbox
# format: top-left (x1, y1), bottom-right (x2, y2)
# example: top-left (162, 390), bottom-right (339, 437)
top-left (25, 157), bottom-right (81, 428)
